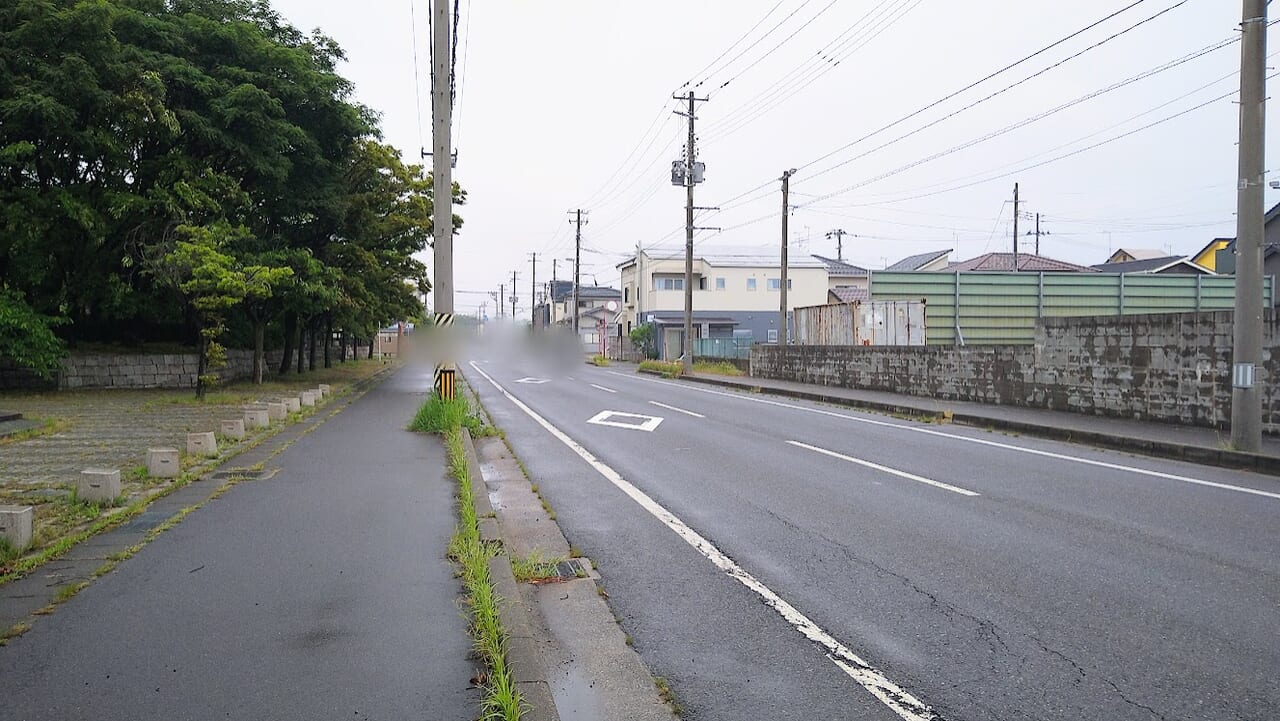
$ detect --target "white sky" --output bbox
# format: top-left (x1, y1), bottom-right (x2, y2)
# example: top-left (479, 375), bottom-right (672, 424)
top-left (270, 0), bottom-right (1280, 319)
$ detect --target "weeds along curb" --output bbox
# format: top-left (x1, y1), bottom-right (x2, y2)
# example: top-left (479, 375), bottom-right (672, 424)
top-left (445, 422), bottom-right (526, 721)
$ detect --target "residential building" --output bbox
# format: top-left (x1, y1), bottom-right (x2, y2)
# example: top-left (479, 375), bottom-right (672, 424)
top-left (540, 280), bottom-right (621, 327)
top-left (1089, 256), bottom-right (1212, 275)
top-left (946, 252), bottom-right (1095, 273)
top-left (617, 249), bottom-right (828, 358)
top-left (1193, 238), bottom-right (1232, 272)
top-left (1104, 248), bottom-right (1167, 264)
top-left (886, 249), bottom-right (952, 271)
top-left (813, 255), bottom-right (870, 298)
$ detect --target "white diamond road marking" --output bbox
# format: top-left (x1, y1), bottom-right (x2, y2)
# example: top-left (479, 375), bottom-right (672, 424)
top-left (514, 377), bottom-right (550, 384)
top-left (586, 410), bottom-right (664, 432)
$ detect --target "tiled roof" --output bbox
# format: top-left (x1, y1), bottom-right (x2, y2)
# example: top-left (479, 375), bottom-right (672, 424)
top-left (811, 255), bottom-right (869, 277)
top-left (947, 253), bottom-right (1095, 272)
top-left (1089, 256), bottom-right (1208, 274)
top-left (829, 286), bottom-right (870, 303)
top-left (886, 249), bottom-right (952, 271)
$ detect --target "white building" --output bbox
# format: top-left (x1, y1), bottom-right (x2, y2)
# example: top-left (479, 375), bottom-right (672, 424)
top-left (617, 249), bottom-right (829, 358)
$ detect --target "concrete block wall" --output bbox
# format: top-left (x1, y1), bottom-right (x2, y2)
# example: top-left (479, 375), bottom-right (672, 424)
top-left (0, 350), bottom-right (286, 391)
top-left (751, 311), bottom-right (1280, 430)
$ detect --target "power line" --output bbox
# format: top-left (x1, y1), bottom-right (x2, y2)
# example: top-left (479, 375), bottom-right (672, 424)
top-left (408, 0), bottom-right (426, 160)
top-left (694, 0), bottom-right (822, 91)
top-left (705, 0), bottom-right (843, 92)
top-left (679, 0), bottom-right (790, 90)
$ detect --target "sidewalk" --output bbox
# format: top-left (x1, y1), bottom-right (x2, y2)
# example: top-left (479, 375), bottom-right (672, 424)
top-left (0, 360), bottom-right (475, 720)
top-left (629, 363), bottom-right (1280, 477)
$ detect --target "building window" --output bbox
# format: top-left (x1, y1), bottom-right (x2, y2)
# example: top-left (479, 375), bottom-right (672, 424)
top-left (585, 332), bottom-right (598, 344)
top-left (715, 277), bottom-right (725, 290)
top-left (767, 329), bottom-right (778, 343)
top-left (699, 277), bottom-right (707, 290)
top-left (767, 278), bottom-right (793, 291)
top-left (747, 278), bottom-right (757, 291)
top-left (655, 277), bottom-right (684, 291)
top-left (624, 287), bottom-right (629, 302)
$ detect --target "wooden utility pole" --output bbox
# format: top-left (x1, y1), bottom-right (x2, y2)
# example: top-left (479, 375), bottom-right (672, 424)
top-left (780, 169), bottom-right (796, 346)
top-left (1232, 0), bottom-right (1268, 452)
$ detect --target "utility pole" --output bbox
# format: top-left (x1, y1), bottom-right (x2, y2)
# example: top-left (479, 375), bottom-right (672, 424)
top-left (430, 0), bottom-right (454, 397)
top-left (510, 270), bottom-right (519, 320)
top-left (1232, 0), bottom-right (1267, 452)
top-left (826, 228), bottom-right (849, 261)
top-left (568, 210), bottom-right (588, 335)
top-left (674, 91), bottom-right (708, 374)
top-left (1011, 183), bottom-right (1020, 272)
top-left (530, 253), bottom-right (538, 329)
top-left (1026, 213), bottom-right (1050, 256)
top-left (780, 169), bottom-right (796, 346)
top-left (499, 284), bottom-right (504, 318)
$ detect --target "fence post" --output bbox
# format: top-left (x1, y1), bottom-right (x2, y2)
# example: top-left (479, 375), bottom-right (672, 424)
top-left (1118, 273), bottom-right (1125, 315)
top-left (1037, 272), bottom-right (1045, 318)
top-left (954, 271), bottom-right (964, 346)
top-left (1195, 274), bottom-right (1202, 312)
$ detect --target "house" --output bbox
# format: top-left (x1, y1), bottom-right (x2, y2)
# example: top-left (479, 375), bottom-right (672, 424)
top-left (886, 249), bottom-right (952, 271)
top-left (1089, 256), bottom-right (1212, 275)
top-left (946, 252), bottom-right (1095, 273)
top-left (1193, 238), bottom-right (1232, 272)
top-left (617, 249), bottom-right (828, 359)
top-left (540, 281), bottom-right (621, 327)
top-left (1104, 248), bottom-right (1167, 264)
top-left (813, 255), bottom-right (870, 304)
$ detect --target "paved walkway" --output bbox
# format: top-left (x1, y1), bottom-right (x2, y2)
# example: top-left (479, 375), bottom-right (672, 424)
top-left (0, 360), bottom-right (475, 720)
top-left (627, 363), bottom-right (1280, 474)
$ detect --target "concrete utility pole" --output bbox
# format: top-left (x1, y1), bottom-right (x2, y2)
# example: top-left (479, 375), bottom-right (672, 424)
top-left (1011, 183), bottom-right (1020, 272)
top-left (510, 270), bottom-right (519, 320)
top-left (499, 284), bottom-right (504, 318)
top-left (1034, 213), bottom-right (1041, 256)
top-left (826, 228), bottom-right (849, 261)
top-left (430, 0), bottom-right (454, 397)
top-left (530, 253), bottom-right (538, 329)
top-left (674, 91), bottom-right (708, 374)
top-left (1232, 0), bottom-right (1267, 452)
top-left (569, 210), bottom-right (587, 335)
top-left (780, 169), bottom-right (796, 346)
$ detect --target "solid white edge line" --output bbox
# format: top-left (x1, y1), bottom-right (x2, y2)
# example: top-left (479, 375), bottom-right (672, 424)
top-left (590, 383), bottom-right (617, 393)
top-left (788, 441), bottom-right (979, 497)
top-left (649, 400), bottom-right (706, 418)
top-left (467, 361), bottom-right (938, 721)
top-left (607, 371), bottom-right (1280, 502)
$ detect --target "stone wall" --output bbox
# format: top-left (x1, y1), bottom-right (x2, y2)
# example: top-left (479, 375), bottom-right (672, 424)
top-left (750, 311), bottom-right (1280, 430)
top-left (0, 350), bottom-right (285, 391)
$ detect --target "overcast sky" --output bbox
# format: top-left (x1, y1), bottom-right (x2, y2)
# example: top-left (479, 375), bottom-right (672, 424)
top-left (270, 0), bottom-right (1280, 319)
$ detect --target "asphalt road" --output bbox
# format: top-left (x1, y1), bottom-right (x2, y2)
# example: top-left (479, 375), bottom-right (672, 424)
top-left (0, 362), bottom-right (475, 721)
top-left (464, 335), bottom-right (1280, 721)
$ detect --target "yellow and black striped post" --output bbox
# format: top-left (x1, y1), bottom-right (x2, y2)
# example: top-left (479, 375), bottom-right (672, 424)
top-left (433, 312), bottom-right (456, 399)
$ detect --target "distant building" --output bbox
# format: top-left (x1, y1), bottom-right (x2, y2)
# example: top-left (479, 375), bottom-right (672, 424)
top-left (885, 249), bottom-right (952, 272)
top-left (813, 255), bottom-right (870, 302)
top-left (946, 252), bottom-right (1095, 273)
top-left (1104, 248), bottom-right (1167, 264)
top-left (1089, 256), bottom-right (1212, 275)
top-left (1193, 238), bottom-right (1232, 272)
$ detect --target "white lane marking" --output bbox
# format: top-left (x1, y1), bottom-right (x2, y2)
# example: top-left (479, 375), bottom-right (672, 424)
top-left (567, 376), bottom-right (576, 381)
top-left (469, 361), bottom-right (938, 721)
top-left (515, 377), bottom-right (550, 384)
top-left (649, 401), bottom-right (705, 418)
top-left (587, 410), bottom-right (664, 432)
top-left (607, 371), bottom-right (1280, 502)
top-left (590, 383), bottom-right (617, 394)
top-left (788, 441), bottom-right (979, 497)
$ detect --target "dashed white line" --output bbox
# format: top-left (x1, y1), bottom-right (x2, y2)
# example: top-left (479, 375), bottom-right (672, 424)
top-left (607, 371), bottom-right (1280, 502)
top-left (649, 401), bottom-right (705, 418)
top-left (590, 383), bottom-right (617, 394)
top-left (788, 441), bottom-right (979, 497)
top-left (468, 361), bottom-right (939, 721)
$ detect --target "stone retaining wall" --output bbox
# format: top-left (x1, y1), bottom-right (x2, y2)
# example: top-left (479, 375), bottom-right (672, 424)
top-left (750, 311), bottom-right (1280, 430)
top-left (0, 350), bottom-right (286, 390)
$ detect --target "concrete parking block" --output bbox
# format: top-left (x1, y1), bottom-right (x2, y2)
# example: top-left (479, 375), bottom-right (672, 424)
top-left (284, 397), bottom-right (301, 413)
top-left (146, 448), bottom-right (180, 478)
top-left (220, 419), bottom-right (246, 439)
top-left (318, 384), bottom-right (331, 397)
top-left (0, 505), bottom-right (33, 551)
top-left (243, 408), bottom-right (270, 429)
top-left (300, 391), bottom-right (317, 407)
top-left (186, 432), bottom-right (218, 457)
top-left (266, 402), bottom-right (287, 421)
top-left (78, 469), bottom-right (121, 504)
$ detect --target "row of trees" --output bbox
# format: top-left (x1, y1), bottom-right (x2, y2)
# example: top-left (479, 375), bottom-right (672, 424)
top-left (0, 0), bottom-right (462, 396)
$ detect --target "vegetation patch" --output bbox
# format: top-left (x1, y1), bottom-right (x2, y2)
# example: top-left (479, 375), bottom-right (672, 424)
top-left (418, 390), bottom-right (524, 720)
top-left (590, 355), bottom-right (610, 367)
top-left (692, 360), bottom-right (744, 376)
top-left (0, 417), bottom-right (72, 446)
top-left (638, 360), bottom-right (683, 378)
top-left (510, 550), bottom-right (563, 583)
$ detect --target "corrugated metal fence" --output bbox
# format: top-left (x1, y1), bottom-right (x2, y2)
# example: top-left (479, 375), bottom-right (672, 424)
top-left (794, 300), bottom-right (926, 346)
top-left (868, 271), bottom-right (1275, 345)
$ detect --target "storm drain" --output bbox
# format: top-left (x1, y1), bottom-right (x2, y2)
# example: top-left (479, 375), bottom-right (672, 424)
top-left (207, 468), bottom-right (269, 481)
top-left (554, 558), bottom-right (595, 580)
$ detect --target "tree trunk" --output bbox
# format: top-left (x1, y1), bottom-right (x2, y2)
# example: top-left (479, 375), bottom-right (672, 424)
top-left (295, 318), bottom-right (306, 374)
top-left (307, 318), bottom-right (317, 371)
top-left (367, 336), bottom-right (374, 359)
top-left (252, 319), bottom-right (265, 385)
top-left (278, 312), bottom-right (296, 375)
top-left (195, 334), bottom-right (208, 400)
top-left (324, 315), bottom-right (333, 368)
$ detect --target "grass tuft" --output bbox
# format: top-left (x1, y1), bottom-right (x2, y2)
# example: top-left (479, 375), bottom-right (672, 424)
top-left (590, 355), bottom-right (610, 367)
top-left (654, 677), bottom-right (684, 716)
top-left (692, 360), bottom-right (744, 376)
top-left (638, 360), bottom-right (683, 378)
top-left (510, 550), bottom-right (563, 583)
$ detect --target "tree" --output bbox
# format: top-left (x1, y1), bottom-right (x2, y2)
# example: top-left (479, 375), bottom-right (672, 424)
top-left (630, 323), bottom-right (658, 359)
top-left (0, 288), bottom-right (66, 379)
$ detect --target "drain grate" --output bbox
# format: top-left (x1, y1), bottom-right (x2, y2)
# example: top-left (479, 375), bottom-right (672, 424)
top-left (207, 468), bottom-right (267, 481)
top-left (554, 558), bottom-right (594, 579)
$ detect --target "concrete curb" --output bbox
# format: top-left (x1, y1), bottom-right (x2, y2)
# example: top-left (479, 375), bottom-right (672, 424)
top-left (459, 429), bottom-right (495, 517)
top-left (647, 370), bottom-right (1280, 478)
top-left (489, 556), bottom-right (560, 721)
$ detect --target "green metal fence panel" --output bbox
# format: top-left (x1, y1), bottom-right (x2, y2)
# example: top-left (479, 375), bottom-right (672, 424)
top-left (868, 271), bottom-right (1274, 345)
